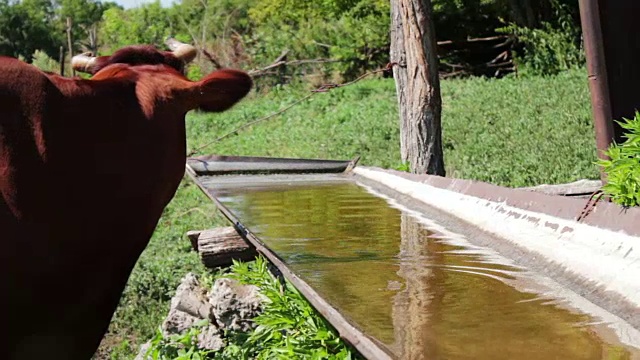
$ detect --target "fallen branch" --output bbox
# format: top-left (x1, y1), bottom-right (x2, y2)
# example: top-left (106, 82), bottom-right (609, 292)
top-left (249, 57), bottom-right (343, 77)
top-left (201, 48), bottom-right (222, 69)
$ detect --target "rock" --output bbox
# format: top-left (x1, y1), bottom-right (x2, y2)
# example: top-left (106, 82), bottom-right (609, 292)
top-left (133, 341), bottom-right (151, 360)
top-left (145, 274), bottom-right (265, 356)
top-left (162, 307), bottom-right (202, 335)
top-left (162, 273), bottom-right (215, 335)
top-left (209, 278), bottom-right (264, 332)
top-left (197, 325), bottom-right (225, 351)
top-left (161, 273), bottom-right (225, 351)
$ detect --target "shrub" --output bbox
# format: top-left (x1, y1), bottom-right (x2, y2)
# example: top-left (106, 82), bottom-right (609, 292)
top-left (146, 322), bottom-right (213, 360)
top-left (31, 49), bottom-right (60, 73)
top-left (225, 257), bottom-right (358, 359)
top-left (245, 0), bottom-right (390, 80)
top-left (597, 112), bottom-right (640, 207)
top-left (497, 0), bottom-right (584, 76)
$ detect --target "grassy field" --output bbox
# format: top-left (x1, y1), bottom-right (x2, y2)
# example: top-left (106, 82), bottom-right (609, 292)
top-left (100, 68), bottom-right (599, 358)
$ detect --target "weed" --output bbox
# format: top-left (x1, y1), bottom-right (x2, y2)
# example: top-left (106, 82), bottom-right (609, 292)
top-left (224, 257), bottom-right (358, 359)
top-left (145, 320), bottom-right (213, 360)
top-left (597, 112), bottom-right (640, 207)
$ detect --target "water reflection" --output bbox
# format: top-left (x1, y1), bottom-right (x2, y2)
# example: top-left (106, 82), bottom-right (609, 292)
top-left (213, 180), bottom-right (637, 359)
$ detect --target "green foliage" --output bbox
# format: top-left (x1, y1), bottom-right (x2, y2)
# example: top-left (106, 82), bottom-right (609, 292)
top-left (223, 257), bottom-right (359, 359)
top-left (0, 0), bottom-right (60, 60)
top-left (186, 64), bottom-right (204, 81)
top-left (597, 112), bottom-right (640, 207)
top-left (432, 0), bottom-right (508, 40)
top-left (497, 0), bottom-right (584, 76)
top-left (146, 321), bottom-right (213, 360)
top-left (0, 0), bottom-right (118, 60)
top-left (394, 163), bottom-right (411, 172)
top-left (31, 49), bottom-right (60, 73)
top-left (245, 0), bottom-right (390, 79)
top-left (99, 2), bottom-right (177, 52)
top-left (56, 0), bottom-right (119, 53)
top-left (141, 258), bottom-right (358, 359)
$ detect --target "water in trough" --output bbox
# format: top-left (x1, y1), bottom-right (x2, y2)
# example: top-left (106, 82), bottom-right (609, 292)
top-left (202, 174), bottom-right (640, 359)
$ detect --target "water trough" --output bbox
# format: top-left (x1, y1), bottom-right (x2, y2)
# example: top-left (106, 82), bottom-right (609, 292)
top-left (186, 155), bottom-right (640, 360)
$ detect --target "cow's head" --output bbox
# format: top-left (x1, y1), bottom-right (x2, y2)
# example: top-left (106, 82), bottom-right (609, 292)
top-left (70, 39), bottom-right (252, 114)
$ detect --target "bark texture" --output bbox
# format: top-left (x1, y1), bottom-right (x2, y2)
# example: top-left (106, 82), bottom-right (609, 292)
top-left (390, 0), bottom-right (445, 176)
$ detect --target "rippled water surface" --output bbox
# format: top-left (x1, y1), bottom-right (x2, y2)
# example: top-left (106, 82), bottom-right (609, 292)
top-left (206, 175), bottom-right (639, 359)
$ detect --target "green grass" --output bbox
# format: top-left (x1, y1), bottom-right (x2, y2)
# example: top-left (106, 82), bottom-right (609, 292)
top-left (187, 68), bottom-right (598, 186)
top-left (101, 68), bottom-right (599, 358)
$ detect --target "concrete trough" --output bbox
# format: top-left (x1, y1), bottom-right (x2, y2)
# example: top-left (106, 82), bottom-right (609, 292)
top-left (186, 155), bottom-right (640, 359)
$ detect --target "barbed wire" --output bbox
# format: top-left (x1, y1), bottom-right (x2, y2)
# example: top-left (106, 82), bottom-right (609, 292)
top-left (187, 62), bottom-right (397, 157)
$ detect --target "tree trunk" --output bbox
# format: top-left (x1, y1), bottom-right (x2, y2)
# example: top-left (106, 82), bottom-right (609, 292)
top-left (390, 0), bottom-right (446, 176)
top-left (66, 17), bottom-right (75, 77)
top-left (508, 0), bottom-right (537, 28)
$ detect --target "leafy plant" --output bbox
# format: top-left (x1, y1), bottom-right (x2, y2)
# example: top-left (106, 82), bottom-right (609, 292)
top-left (31, 49), bottom-right (60, 73)
top-left (145, 320), bottom-right (213, 360)
top-left (220, 257), bottom-right (359, 359)
top-left (138, 258), bottom-right (359, 359)
top-left (597, 112), bottom-right (640, 207)
top-left (394, 163), bottom-right (411, 172)
top-left (497, 0), bottom-right (584, 75)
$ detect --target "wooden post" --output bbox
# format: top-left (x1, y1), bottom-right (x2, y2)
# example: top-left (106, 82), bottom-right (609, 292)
top-left (66, 17), bottom-right (75, 77)
top-left (390, 0), bottom-right (446, 176)
top-left (59, 46), bottom-right (65, 76)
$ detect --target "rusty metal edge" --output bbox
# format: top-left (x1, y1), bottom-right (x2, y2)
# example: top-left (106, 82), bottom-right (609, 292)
top-left (578, 0), bottom-right (615, 181)
top-left (359, 167), bottom-right (640, 237)
top-left (184, 163), bottom-right (396, 360)
top-left (189, 154), bottom-right (355, 163)
top-left (187, 155), bottom-right (358, 176)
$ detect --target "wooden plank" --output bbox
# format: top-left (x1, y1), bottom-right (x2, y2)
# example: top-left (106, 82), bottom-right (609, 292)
top-left (519, 179), bottom-right (602, 196)
top-left (186, 227), bottom-right (258, 268)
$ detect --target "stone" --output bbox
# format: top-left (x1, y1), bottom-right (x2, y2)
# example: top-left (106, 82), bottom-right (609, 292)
top-left (209, 278), bottom-right (264, 332)
top-left (160, 273), bottom-right (225, 351)
top-left (133, 342), bottom-right (151, 360)
top-left (197, 325), bottom-right (225, 351)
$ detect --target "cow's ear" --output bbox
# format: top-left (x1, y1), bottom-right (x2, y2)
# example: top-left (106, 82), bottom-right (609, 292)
top-left (182, 69), bottom-right (252, 112)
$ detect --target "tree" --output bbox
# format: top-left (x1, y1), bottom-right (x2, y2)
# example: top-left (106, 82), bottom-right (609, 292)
top-left (390, 0), bottom-right (445, 175)
top-left (0, 0), bottom-right (60, 61)
top-left (56, 0), bottom-right (120, 54)
top-left (99, 1), bottom-right (176, 53)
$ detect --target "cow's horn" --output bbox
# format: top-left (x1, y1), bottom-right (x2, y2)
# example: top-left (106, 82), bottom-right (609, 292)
top-left (71, 52), bottom-right (97, 73)
top-left (165, 37), bottom-right (197, 63)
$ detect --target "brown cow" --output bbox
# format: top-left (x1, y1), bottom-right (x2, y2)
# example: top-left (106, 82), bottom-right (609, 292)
top-left (1, 40), bottom-right (252, 359)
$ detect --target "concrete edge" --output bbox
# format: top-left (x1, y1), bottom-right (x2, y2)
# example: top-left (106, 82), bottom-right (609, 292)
top-left (363, 168), bottom-right (640, 237)
top-left (353, 167), bottom-right (640, 315)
